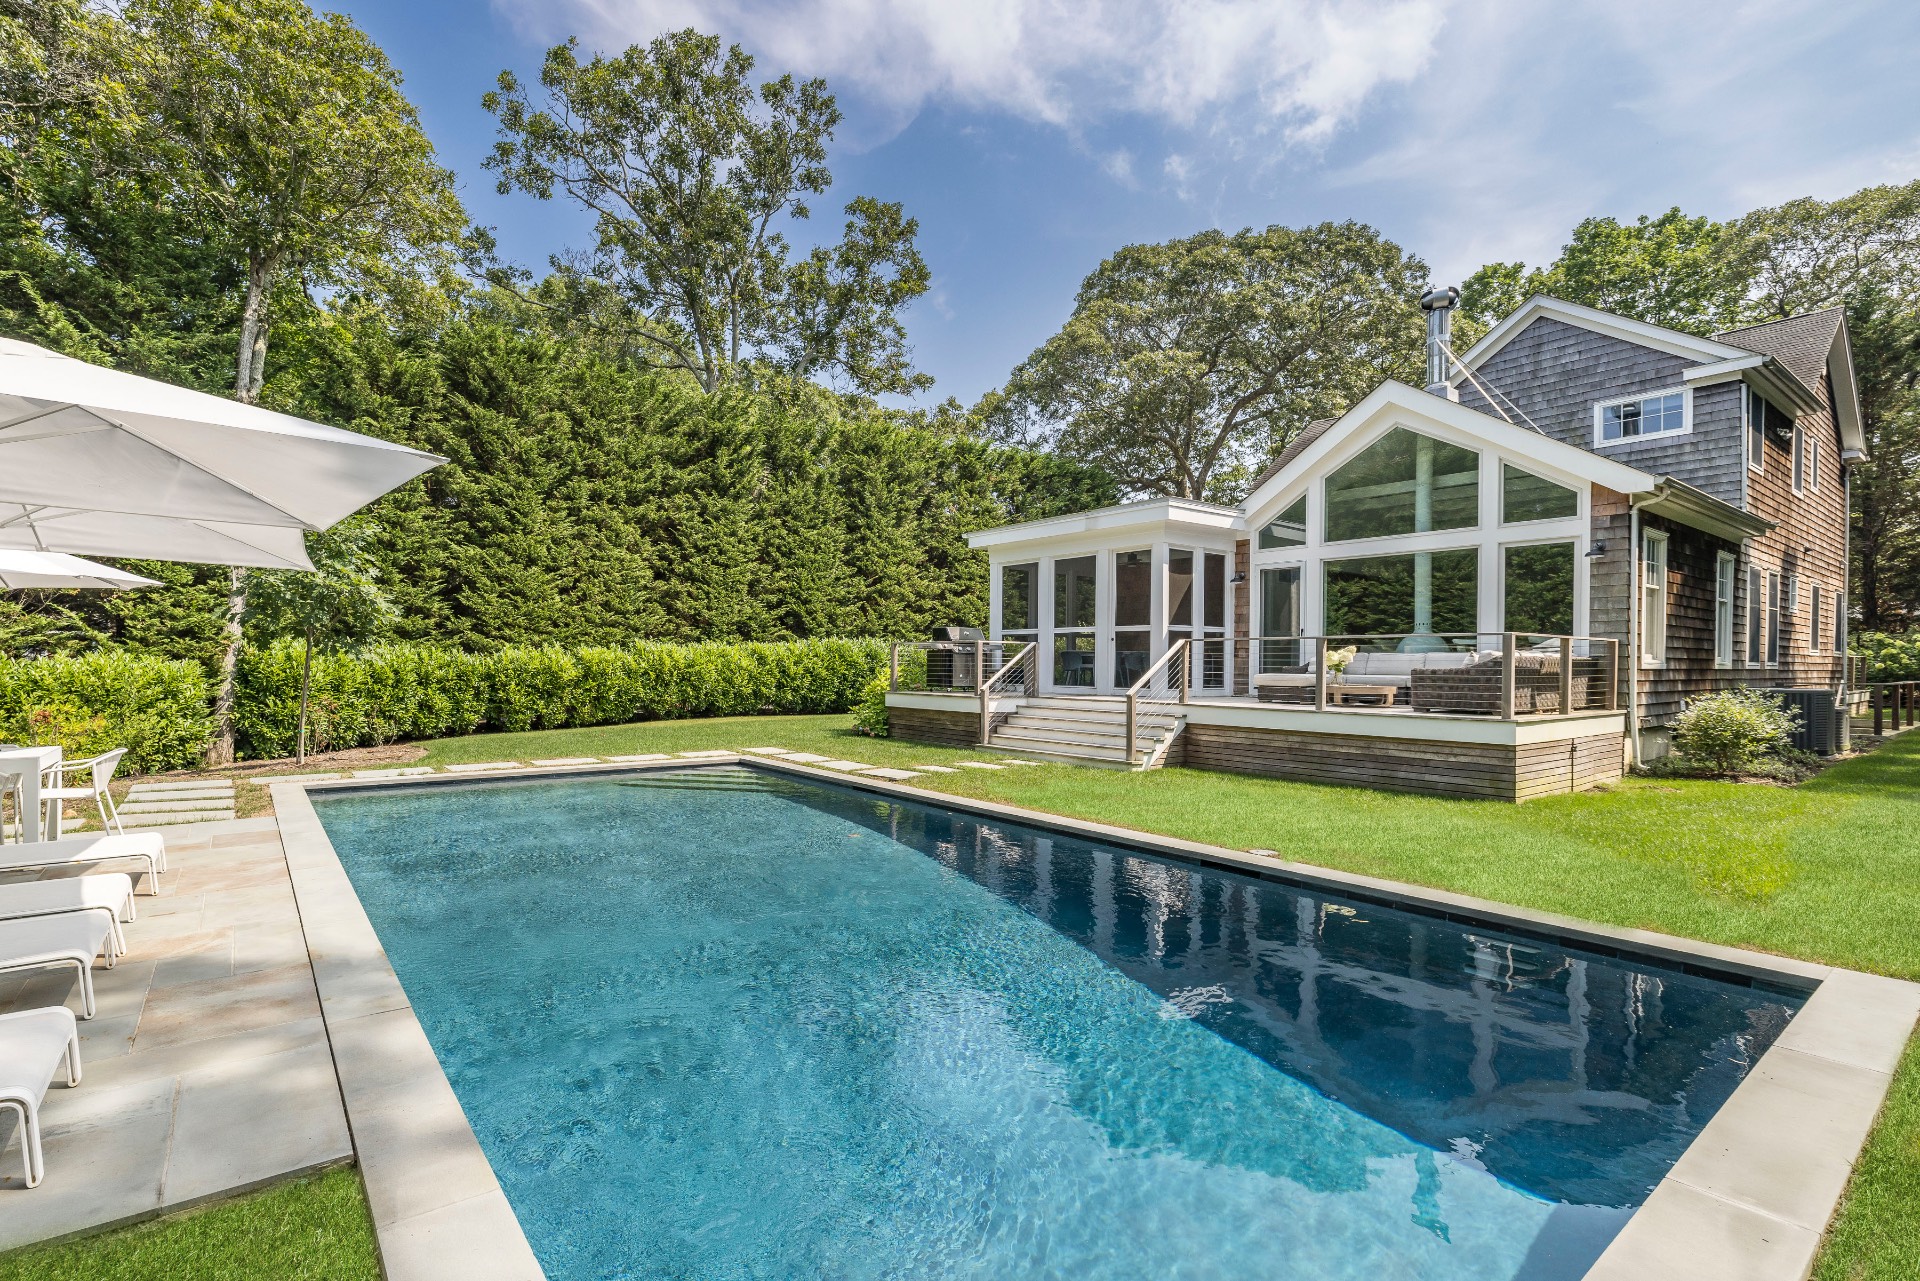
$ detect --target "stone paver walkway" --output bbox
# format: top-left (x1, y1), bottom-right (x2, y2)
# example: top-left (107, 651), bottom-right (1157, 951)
top-left (0, 818), bottom-right (350, 1246)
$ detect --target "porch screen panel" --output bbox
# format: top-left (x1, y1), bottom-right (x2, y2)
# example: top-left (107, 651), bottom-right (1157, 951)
top-left (1054, 556), bottom-right (1096, 628)
top-left (1167, 551), bottom-right (1194, 629)
top-left (1203, 553), bottom-right (1226, 627)
top-left (1000, 563), bottom-right (1037, 635)
top-left (1324, 549), bottom-right (1477, 638)
top-left (1114, 550), bottom-right (1151, 627)
top-left (1503, 543), bottom-right (1575, 635)
top-left (1323, 428), bottom-right (1478, 543)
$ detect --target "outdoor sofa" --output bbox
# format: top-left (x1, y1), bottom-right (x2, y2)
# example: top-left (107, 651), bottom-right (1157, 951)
top-left (1253, 649), bottom-right (1489, 706)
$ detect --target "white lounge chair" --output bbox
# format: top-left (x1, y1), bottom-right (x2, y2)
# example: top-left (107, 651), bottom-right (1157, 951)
top-left (0, 874), bottom-right (135, 960)
top-left (0, 1006), bottom-right (83, 1188)
top-left (37, 748), bottom-right (127, 837)
top-left (0, 915), bottom-right (116, 1017)
top-left (0, 832), bottom-right (167, 894)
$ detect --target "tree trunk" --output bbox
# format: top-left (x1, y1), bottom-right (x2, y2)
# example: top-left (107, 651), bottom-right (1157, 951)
top-left (206, 567), bottom-right (247, 766)
top-left (233, 253), bottom-right (274, 405)
top-left (297, 623), bottom-right (313, 765)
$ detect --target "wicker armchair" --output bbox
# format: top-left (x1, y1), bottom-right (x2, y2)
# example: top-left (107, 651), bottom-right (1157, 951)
top-left (1409, 653), bottom-right (1589, 715)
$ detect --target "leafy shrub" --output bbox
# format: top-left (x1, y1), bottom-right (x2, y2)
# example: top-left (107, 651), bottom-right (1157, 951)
top-left (1852, 631), bottom-right (1920, 682)
top-left (1670, 688), bottom-right (1802, 777)
top-left (851, 671), bottom-right (891, 736)
top-left (0, 651), bottom-right (214, 773)
top-left (233, 637), bottom-right (888, 759)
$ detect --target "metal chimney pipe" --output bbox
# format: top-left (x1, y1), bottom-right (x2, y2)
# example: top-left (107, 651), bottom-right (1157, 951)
top-left (1420, 285), bottom-right (1461, 400)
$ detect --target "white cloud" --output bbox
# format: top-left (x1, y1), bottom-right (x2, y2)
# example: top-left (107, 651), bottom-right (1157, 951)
top-left (497, 0), bottom-right (1448, 144)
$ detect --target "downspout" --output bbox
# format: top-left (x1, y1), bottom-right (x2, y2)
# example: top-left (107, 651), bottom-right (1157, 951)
top-left (1625, 499), bottom-right (1644, 767)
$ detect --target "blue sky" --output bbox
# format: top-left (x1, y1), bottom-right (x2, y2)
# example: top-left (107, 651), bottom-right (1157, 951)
top-left (342, 0), bottom-right (1920, 406)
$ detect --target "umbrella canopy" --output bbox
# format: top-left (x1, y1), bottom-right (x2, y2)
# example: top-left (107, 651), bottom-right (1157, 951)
top-left (0, 549), bottom-right (161, 590)
top-left (0, 337), bottom-right (443, 567)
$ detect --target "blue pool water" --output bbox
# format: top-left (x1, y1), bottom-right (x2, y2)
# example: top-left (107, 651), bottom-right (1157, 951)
top-left (314, 768), bottom-right (1801, 1281)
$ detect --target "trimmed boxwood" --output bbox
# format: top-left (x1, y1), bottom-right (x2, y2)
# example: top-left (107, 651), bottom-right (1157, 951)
top-left (0, 651), bottom-right (215, 773)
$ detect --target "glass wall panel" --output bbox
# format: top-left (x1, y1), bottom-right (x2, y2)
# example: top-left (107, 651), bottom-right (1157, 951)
top-left (1501, 465), bottom-right (1578, 523)
top-left (1167, 550), bottom-right (1194, 628)
top-left (1113, 549), bottom-right (1151, 627)
top-left (1324, 549), bottom-right (1478, 637)
top-left (1000, 563), bottom-right (1037, 632)
top-left (1257, 496), bottom-right (1308, 549)
top-left (1324, 428), bottom-right (1478, 542)
top-left (1503, 543), bottom-right (1575, 635)
top-left (1113, 631), bottom-right (1151, 687)
top-left (1259, 567), bottom-right (1303, 669)
top-left (1054, 634), bottom-right (1096, 687)
top-left (1054, 556), bottom-right (1096, 628)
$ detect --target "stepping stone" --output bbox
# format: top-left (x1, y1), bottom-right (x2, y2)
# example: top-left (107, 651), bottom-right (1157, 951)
top-left (911, 765), bottom-right (959, 773)
top-left (955, 762), bottom-right (1005, 770)
top-left (350, 767), bottom-right (436, 779)
top-left (443, 762), bottom-right (522, 773)
top-left (605, 754), bottom-right (670, 762)
top-left (530, 757), bottom-right (600, 766)
top-left (120, 799), bottom-right (235, 814)
top-left (742, 747), bottom-right (794, 755)
top-left (782, 753), bottom-right (831, 763)
top-left (862, 768), bottom-right (923, 781)
top-left (121, 812), bottom-right (238, 828)
top-left (127, 788), bottom-right (232, 801)
top-left (128, 780), bottom-right (234, 794)
top-left (248, 772), bottom-right (343, 784)
top-left (814, 760), bottom-right (874, 771)
top-left (676, 750), bottom-right (736, 759)
top-left (996, 759), bottom-right (1038, 766)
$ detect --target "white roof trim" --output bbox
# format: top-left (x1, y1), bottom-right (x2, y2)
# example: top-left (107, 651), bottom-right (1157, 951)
top-left (1828, 315), bottom-right (1867, 457)
top-left (966, 496), bottom-right (1240, 550)
top-left (1451, 295), bottom-right (1752, 375)
top-left (1238, 380), bottom-right (1659, 520)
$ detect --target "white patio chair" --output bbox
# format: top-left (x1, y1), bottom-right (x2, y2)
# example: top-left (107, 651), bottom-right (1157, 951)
top-left (0, 915), bottom-right (117, 1018)
top-left (0, 1006), bottom-right (83, 1188)
top-left (39, 749), bottom-right (127, 837)
top-left (0, 832), bottom-right (168, 895)
top-left (0, 874), bottom-right (135, 960)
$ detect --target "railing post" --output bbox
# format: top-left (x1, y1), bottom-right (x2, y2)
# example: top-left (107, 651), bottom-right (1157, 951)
top-left (1499, 632), bottom-right (1517, 720)
top-left (1313, 637), bottom-right (1328, 711)
top-left (1178, 640), bottom-right (1190, 705)
top-left (889, 642), bottom-right (899, 693)
top-left (1559, 636), bottom-right (1574, 715)
top-left (1874, 685), bottom-right (1885, 735)
top-left (1607, 639), bottom-right (1619, 710)
top-left (1125, 690), bottom-right (1138, 766)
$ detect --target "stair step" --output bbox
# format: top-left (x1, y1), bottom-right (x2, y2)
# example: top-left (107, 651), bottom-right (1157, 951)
top-left (994, 727), bottom-right (1148, 751)
top-left (988, 739), bottom-right (1131, 764)
top-left (1006, 707), bottom-right (1181, 729)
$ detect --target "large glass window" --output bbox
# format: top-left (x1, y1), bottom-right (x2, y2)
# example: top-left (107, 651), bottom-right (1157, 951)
top-left (1000, 563), bottom-right (1036, 635)
top-left (1599, 390), bottom-right (1686, 441)
top-left (1504, 543), bottom-right (1574, 635)
top-left (1324, 549), bottom-right (1477, 637)
top-left (1053, 556), bottom-right (1096, 628)
top-left (1641, 531), bottom-right (1668, 665)
top-left (1501, 464), bottom-right (1578, 523)
top-left (1259, 567), bottom-right (1302, 671)
top-left (1258, 496), bottom-right (1308, 549)
top-left (1323, 428), bottom-right (1478, 543)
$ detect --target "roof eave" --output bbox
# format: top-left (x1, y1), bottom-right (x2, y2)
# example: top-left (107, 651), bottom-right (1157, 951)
top-left (1636, 478), bottom-right (1775, 542)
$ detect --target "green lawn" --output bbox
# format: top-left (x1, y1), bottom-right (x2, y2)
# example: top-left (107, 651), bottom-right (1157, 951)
top-left (0, 1167), bottom-right (378, 1281)
top-left (22, 715), bottom-right (1919, 1277)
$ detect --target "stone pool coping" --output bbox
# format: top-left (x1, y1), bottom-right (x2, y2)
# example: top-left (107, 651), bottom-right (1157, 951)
top-left (279, 755), bottom-right (1920, 1281)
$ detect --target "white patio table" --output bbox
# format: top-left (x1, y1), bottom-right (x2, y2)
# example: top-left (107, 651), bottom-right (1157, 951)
top-left (0, 746), bottom-right (62, 843)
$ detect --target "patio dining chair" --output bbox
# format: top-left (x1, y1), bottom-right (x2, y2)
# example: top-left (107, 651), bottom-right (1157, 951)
top-left (39, 748), bottom-right (127, 837)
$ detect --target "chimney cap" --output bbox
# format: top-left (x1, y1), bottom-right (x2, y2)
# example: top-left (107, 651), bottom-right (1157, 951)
top-left (1420, 285), bottom-right (1461, 312)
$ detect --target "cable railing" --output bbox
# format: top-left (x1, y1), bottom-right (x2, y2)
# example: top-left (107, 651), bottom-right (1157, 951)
top-left (888, 639), bottom-right (1028, 695)
top-left (978, 641), bottom-right (1039, 741)
top-left (1124, 639), bottom-right (1190, 767)
top-left (1188, 633), bottom-right (1619, 717)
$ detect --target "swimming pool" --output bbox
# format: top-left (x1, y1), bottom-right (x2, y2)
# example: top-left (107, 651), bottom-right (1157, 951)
top-left (313, 767), bottom-right (1802, 1281)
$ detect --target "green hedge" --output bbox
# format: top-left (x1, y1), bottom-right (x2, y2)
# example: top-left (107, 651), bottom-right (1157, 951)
top-left (232, 637), bottom-right (889, 759)
top-left (1853, 631), bottom-right (1920, 682)
top-left (0, 651), bottom-right (215, 773)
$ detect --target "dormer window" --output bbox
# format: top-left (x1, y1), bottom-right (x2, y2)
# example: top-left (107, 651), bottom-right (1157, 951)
top-left (1596, 388), bottom-right (1687, 444)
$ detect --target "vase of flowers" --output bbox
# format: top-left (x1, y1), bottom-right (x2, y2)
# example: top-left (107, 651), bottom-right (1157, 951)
top-left (1326, 645), bottom-right (1358, 681)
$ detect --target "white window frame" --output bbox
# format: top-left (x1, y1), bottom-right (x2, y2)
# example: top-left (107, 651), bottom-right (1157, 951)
top-left (1747, 386), bottom-right (1765, 473)
top-left (1782, 572), bottom-right (1798, 615)
top-left (1836, 592), bottom-right (1847, 654)
top-left (1641, 529), bottom-right (1669, 667)
top-left (1792, 425), bottom-right (1806, 494)
top-left (1808, 435), bottom-right (1821, 493)
top-left (1714, 551), bottom-right (1736, 668)
top-left (1747, 564), bottom-right (1764, 664)
top-left (1594, 386), bottom-right (1692, 448)
top-left (1810, 584), bottom-right (1824, 654)
top-left (1766, 570), bottom-right (1782, 665)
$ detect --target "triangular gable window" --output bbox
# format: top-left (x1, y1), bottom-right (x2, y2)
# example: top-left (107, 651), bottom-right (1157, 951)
top-left (1323, 427), bottom-right (1478, 543)
top-left (1501, 464), bottom-right (1578, 523)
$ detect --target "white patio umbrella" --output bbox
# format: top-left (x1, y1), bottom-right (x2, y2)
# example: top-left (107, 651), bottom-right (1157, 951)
top-left (0, 336), bottom-right (443, 568)
top-left (0, 549), bottom-right (160, 590)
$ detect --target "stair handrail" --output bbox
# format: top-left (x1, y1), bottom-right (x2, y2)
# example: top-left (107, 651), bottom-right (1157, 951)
top-left (978, 640), bottom-right (1037, 743)
top-left (1124, 639), bottom-right (1190, 766)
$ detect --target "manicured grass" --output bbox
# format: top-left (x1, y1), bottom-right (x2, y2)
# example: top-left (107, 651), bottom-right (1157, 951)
top-left (0, 1167), bottom-right (378, 1281)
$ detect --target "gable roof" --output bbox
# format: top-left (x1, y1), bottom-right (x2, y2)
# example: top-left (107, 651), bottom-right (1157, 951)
top-left (1715, 307), bottom-right (1865, 456)
top-left (1242, 418), bottom-right (1337, 494)
top-left (1452, 295), bottom-right (1753, 373)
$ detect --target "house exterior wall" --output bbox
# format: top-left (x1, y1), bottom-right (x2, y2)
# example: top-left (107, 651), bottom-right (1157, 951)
top-left (1744, 371), bottom-right (1850, 691)
top-left (1457, 317), bottom-right (1745, 504)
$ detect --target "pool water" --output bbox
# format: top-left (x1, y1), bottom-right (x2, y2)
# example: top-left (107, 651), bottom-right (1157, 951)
top-left (314, 768), bottom-right (1801, 1281)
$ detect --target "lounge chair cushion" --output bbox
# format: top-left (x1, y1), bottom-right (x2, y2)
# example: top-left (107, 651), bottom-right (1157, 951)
top-left (0, 1006), bottom-right (83, 1187)
top-left (0, 833), bottom-right (167, 893)
top-left (0, 874), bottom-right (136, 958)
top-left (0, 915), bottom-right (113, 1017)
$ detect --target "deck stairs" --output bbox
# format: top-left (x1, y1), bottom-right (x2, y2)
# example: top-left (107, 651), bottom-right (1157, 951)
top-left (987, 695), bottom-right (1185, 769)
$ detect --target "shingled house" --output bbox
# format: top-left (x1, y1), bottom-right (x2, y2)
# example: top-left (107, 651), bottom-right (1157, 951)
top-left (884, 291), bottom-right (1861, 798)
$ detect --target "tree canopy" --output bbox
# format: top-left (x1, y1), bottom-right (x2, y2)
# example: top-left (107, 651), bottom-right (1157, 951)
top-left (988, 221), bottom-right (1426, 501)
top-left (483, 30), bottom-right (930, 396)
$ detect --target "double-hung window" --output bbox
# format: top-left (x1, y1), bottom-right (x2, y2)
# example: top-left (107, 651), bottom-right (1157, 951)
top-left (1714, 552), bottom-right (1737, 667)
top-left (1836, 593), bottom-right (1848, 653)
top-left (1747, 566), bottom-right (1764, 663)
top-left (1808, 435), bottom-right (1820, 492)
top-left (1792, 427), bottom-right (1806, 493)
top-left (1766, 570), bottom-right (1782, 665)
top-left (1598, 389), bottom-right (1687, 444)
top-left (1810, 585), bottom-right (1824, 653)
top-left (1748, 388), bottom-right (1765, 470)
top-left (1641, 530), bottom-right (1669, 666)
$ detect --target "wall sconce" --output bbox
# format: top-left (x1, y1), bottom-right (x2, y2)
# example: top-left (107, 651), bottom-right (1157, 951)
top-left (1584, 541), bottom-right (1607, 559)
top-left (1229, 571), bottom-right (1248, 584)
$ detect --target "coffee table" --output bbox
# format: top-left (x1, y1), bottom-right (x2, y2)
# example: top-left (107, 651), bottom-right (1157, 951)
top-left (1326, 683), bottom-right (1398, 707)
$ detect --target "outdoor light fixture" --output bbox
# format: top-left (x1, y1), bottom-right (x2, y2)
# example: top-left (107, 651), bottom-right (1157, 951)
top-left (1585, 541), bottom-right (1607, 558)
top-left (1229, 571), bottom-right (1248, 584)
